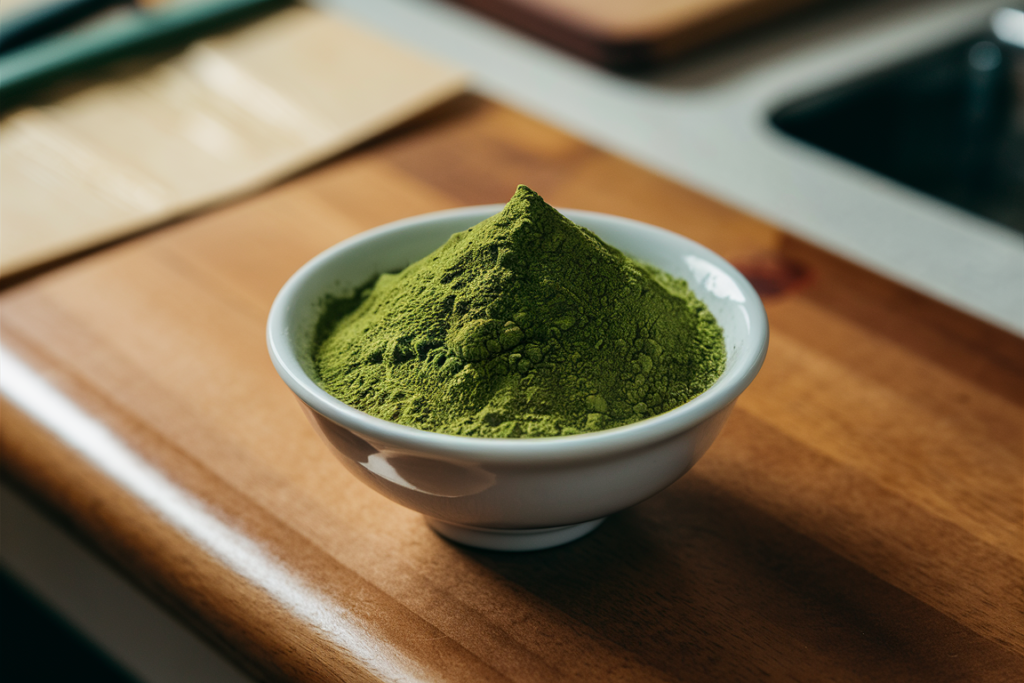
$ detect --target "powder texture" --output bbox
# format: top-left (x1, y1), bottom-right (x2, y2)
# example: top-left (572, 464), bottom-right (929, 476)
top-left (314, 185), bottom-right (725, 438)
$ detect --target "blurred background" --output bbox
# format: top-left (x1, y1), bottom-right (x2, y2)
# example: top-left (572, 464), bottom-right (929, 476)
top-left (2, 0), bottom-right (1021, 680)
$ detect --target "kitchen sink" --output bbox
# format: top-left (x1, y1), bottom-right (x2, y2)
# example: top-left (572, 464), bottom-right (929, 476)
top-left (773, 8), bottom-right (1024, 232)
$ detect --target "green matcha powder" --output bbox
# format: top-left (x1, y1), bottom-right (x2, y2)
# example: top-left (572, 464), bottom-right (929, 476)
top-left (314, 185), bottom-right (725, 438)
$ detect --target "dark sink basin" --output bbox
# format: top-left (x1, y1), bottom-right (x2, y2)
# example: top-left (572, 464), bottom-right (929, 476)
top-left (773, 10), bottom-right (1023, 232)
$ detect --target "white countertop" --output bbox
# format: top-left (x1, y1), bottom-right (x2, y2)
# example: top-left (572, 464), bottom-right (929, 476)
top-left (318, 0), bottom-right (1023, 336)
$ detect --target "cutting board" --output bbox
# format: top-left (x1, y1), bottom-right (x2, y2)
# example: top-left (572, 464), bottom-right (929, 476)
top-left (449, 0), bottom-right (828, 68)
top-left (2, 95), bottom-right (1021, 682)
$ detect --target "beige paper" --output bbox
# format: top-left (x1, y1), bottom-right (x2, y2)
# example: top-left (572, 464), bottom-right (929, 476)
top-left (0, 7), bottom-right (466, 276)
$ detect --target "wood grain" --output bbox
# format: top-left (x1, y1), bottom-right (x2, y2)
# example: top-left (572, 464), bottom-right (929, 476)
top-left (1, 95), bottom-right (1021, 682)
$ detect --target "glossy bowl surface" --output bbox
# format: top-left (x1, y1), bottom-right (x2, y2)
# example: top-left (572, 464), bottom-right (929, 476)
top-left (267, 206), bottom-right (768, 550)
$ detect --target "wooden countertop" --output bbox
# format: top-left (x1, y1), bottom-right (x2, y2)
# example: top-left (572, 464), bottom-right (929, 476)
top-left (2, 95), bottom-right (1021, 682)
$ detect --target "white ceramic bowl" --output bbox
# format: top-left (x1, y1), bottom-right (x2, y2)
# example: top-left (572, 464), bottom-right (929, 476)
top-left (267, 206), bottom-right (768, 551)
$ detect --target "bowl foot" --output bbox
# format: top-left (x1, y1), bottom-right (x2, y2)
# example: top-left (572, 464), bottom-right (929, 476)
top-left (425, 517), bottom-right (605, 551)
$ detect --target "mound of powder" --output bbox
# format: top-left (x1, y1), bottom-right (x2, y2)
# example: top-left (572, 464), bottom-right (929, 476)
top-left (314, 185), bottom-right (725, 438)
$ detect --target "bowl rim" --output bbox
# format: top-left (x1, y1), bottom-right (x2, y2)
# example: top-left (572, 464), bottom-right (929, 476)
top-left (267, 205), bottom-right (769, 465)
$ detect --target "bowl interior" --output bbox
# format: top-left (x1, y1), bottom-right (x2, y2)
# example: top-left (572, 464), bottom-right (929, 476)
top-left (268, 205), bottom-right (768, 451)
top-left (279, 214), bottom-right (464, 382)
